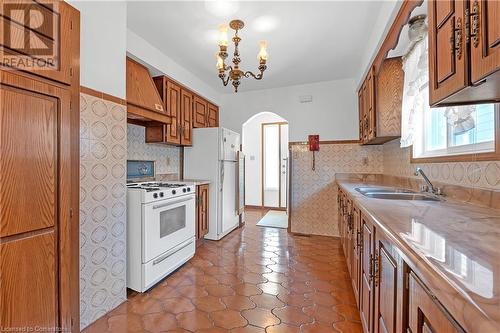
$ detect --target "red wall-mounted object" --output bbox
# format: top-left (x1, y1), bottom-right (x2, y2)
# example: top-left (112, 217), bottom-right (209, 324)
top-left (308, 135), bottom-right (319, 151)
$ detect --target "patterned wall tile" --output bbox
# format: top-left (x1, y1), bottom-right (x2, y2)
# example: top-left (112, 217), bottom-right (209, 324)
top-left (383, 139), bottom-right (500, 190)
top-left (80, 93), bottom-right (127, 329)
top-left (290, 144), bottom-right (383, 237)
top-left (127, 124), bottom-right (180, 177)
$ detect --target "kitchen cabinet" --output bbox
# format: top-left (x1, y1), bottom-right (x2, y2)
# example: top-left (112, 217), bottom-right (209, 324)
top-left (358, 60), bottom-right (403, 145)
top-left (351, 204), bottom-right (362, 308)
top-left (207, 103), bottom-right (219, 127)
top-left (193, 97), bottom-right (219, 128)
top-left (0, 19), bottom-right (79, 329)
top-left (0, 1), bottom-right (75, 85)
top-left (428, 0), bottom-right (500, 106)
top-left (337, 186), bottom-right (467, 333)
top-left (196, 184), bottom-right (209, 242)
top-left (146, 77), bottom-right (193, 146)
top-left (408, 272), bottom-right (464, 333)
top-left (193, 95), bottom-right (208, 128)
top-left (360, 213), bottom-right (375, 333)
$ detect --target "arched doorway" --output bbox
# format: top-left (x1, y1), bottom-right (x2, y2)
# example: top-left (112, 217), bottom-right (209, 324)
top-left (242, 112), bottom-right (289, 221)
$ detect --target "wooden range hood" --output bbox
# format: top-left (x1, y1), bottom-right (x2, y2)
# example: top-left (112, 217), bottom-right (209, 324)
top-left (126, 57), bottom-right (171, 125)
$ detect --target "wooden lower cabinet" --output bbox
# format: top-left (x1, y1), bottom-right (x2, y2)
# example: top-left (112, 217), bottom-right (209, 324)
top-left (351, 205), bottom-right (362, 308)
top-left (196, 184), bottom-right (209, 241)
top-left (360, 213), bottom-right (375, 333)
top-left (408, 272), bottom-right (464, 333)
top-left (338, 187), bottom-right (462, 333)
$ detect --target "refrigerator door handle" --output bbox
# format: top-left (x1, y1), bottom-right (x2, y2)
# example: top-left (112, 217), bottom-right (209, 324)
top-left (220, 163), bottom-right (224, 192)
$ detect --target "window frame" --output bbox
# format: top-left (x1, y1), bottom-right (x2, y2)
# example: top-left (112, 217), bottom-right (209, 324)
top-left (411, 105), bottom-right (500, 163)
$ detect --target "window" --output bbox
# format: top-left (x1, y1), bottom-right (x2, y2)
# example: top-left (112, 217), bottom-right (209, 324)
top-left (413, 103), bottom-right (497, 159)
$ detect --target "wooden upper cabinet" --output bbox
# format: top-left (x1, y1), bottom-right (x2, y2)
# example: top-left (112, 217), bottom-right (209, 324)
top-left (366, 68), bottom-right (376, 141)
top-left (428, 0), bottom-right (500, 106)
top-left (0, 1), bottom-right (75, 85)
top-left (193, 95), bottom-right (208, 128)
top-left (469, 0), bottom-right (500, 83)
top-left (180, 89), bottom-right (193, 146)
top-left (207, 103), bottom-right (219, 127)
top-left (165, 79), bottom-right (181, 145)
top-left (428, 0), bottom-right (468, 105)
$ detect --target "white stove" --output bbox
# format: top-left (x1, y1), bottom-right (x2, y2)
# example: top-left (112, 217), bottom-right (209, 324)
top-left (126, 181), bottom-right (196, 292)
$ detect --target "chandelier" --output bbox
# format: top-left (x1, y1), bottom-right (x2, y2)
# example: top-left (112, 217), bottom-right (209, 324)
top-left (216, 19), bottom-right (268, 92)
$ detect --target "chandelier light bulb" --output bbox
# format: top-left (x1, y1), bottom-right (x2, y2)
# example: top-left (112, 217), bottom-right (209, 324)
top-left (218, 24), bottom-right (229, 47)
top-left (216, 54), bottom-right (224, 70)
top-left (258, 40), bottom-right (268, 61)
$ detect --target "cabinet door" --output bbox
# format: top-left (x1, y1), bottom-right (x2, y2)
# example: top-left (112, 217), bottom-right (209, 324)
top-left (360, 214), bottom-right (375, 333)
top-left (367, 69), bottom-right (376, 141)
top-left (374, 243), bottom-right (398, 333)
top-left (193, 95), bottom-right (208, 128)
top-left (358, 89), bottom-right (364, 142)
top-left (165, 80), bottom-right (181, 145)
top-left (408, 272), bottom-right (462, 333)
top-left (0, 1), bottom-right (75, 85)
top-left (428, 0), bottom-right (468, 105)
top-left (351, 205), bottom-right (361, 308)
top-left (180, 89), bottom-right (193, 146)
top-left (0, 70), bottom-right (72, 330)
top-left (197, 185), bottom-right (209, 238)
top-left (207, 103), bottom-right (219, 127)
top-left (469, 0), bottom-right (500, 83)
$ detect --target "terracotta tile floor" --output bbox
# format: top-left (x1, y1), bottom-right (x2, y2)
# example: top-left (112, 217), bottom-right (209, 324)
top-left (83, 208), bottom-right (363, 333)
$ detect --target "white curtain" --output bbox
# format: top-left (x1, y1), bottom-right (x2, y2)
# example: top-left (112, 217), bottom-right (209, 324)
top-left (400, 33), bottom-right (429, 148)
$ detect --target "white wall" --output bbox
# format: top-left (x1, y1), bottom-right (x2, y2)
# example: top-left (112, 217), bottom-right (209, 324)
top-left (221, 78), bottom-right (358, 142)
top-left (127, 29), bottom-right (221, 105)
top-left (242, 112), bottom-right (287, 206)
top-left (356, 0), bottom-right (402, 87)
top-left (70, 1), bottom-right (127, 99)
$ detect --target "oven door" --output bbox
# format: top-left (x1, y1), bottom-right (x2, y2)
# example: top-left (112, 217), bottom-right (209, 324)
top-left (142, 194), bottom-right (196, 263)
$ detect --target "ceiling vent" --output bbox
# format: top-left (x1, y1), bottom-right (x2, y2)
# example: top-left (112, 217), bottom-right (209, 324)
top-left (299, 95), bottom-right (313, 103)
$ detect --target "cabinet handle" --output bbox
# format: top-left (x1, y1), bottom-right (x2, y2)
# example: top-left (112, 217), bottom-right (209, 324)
top-left (470, 0), bottom-right (480, 48)
top-left (356, 231), bottom-right (363, 250)
top-left (369, 253), bottom-right (379, 285)
top-left (450, 17), bottom-right (463, 59)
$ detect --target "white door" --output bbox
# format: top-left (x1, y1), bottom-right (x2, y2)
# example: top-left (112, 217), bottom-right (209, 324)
top-left (262, 123), bottom-right (288, 209)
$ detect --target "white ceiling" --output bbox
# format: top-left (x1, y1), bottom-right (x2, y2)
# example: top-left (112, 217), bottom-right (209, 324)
top-left (127, 1), bottom-right (387, 93)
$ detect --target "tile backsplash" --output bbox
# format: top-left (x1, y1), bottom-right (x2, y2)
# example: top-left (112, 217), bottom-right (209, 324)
top-left (79, 93), bottom-right (127, 329)
top-left (290, 143), bottom-right (383, 236)
top-left (290, 139), bottom-right (499, 237)
top-left (383, 138), bottom-right (500, 190)
top-left (127, 124), bottom-right (180, 178)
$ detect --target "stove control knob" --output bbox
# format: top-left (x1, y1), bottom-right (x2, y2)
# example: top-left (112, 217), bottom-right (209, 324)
top-left (153, 193), bottom-right (158, 199)
top-left (159, 192), bottom-right (164, 197)
top-left (172, 190), bottom-right (176, 195)
top-left (182, 188), bottom-right (187, 193)
top-left (187, 187), bottom-right (191, 192)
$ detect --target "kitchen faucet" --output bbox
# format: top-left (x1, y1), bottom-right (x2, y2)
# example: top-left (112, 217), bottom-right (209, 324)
top-left (414, 167), bottom-right (442, 195)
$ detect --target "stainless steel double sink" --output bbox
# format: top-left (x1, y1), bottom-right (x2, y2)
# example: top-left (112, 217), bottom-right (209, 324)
top-left (354, 187), bottom-right (442, 201)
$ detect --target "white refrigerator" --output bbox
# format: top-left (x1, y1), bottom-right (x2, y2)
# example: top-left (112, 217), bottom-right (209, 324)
top-left (184, 127), bottom-right (241, 240)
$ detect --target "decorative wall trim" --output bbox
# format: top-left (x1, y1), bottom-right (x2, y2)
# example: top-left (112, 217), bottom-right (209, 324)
top-left (80, 86), bottom-right (127, 106)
